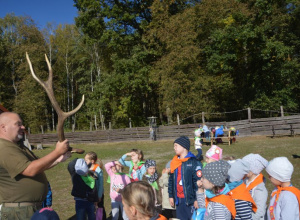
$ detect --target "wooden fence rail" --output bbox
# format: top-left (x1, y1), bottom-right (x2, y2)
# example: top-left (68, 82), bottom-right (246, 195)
top-left (28, 114), bottom-right (300, 145)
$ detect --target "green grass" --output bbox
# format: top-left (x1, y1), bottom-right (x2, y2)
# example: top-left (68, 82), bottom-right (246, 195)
top-left (32, 136), bottom-right (300, 219)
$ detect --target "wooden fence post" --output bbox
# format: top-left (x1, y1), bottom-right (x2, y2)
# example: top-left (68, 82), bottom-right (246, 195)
top-left (40, 125), bottom-right (44, 134)
top-left (28, 127), bottom-right (31, 134)
top-left (280, 106), bottom-right (284, 118)
top-left (177, 114), bottom-right (180, 125)
top-left (202, 112), bottom-right (205, 124)
top-left (129, 118), bottom-right (132, 128)
top-left (248, 108), bottom-right (251, 122)
top-left (72, 124), bottom-right (75, 132)
top-left (90, 122), bottom-right (93, 131)
top-left (109, 122), bottom-right (112, 130)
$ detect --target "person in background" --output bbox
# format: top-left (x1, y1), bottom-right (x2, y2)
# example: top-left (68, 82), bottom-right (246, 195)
top-left (144, 159), bottom-right (161, 213)
top-left (85, 151), bottom-right (106, 220)
top-left (119, 149), bottom-right (146, 182)
top-left (202, 124), bottom-right (211, 140)
top-left (215, 126), bottom-right (224, 143)
top-left (68, 158), bottom-right (98, 220)
top-left (105, 160), bottom-right (131, 220)
top-left (203, 145), bottom-right (223, 167)
top-left (121, 181), bottom-right (167, 220)
top-left (0, 112), bottom-right (70, 220)
top-left (42, 183), bottom-right (53, 208)
top-left (159, 160), bottom-right (176, 219)
top-left (168, 136), bottom-right (202, 220)
top-left (242, 153), bottom-right (268, 220)
top-left (266, 157), bottom-right (300, 220)
top-left (31, 207), bottom-right (60, 220)
top-left (194, 128), bottom-right (203, 161)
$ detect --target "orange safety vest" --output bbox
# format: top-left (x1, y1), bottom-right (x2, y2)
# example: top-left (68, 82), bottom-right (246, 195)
top-left (230, 183), bottom-right (257, 213)
top-left (91, 163), bottom-right (99, 172)
top-left (206, 194), bottom-right (236, 219)
top-left (157, 214), bottom-right (167, 220)
top-left (246, 173), bottom-right (264, 192)
top-left (270, 186), bottom-right (300, 219)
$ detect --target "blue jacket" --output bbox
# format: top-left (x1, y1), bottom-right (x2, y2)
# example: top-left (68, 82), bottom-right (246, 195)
top-left (168, 153), bottom-right (202, 206)
top-left (119, 154), bottom-right (146, 181)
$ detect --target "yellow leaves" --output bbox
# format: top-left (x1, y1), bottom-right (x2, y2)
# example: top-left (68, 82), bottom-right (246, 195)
top-left (222, 15), bottom-right (235, 27)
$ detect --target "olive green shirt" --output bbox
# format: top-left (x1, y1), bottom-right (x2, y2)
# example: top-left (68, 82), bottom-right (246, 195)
top-left (0, 138), bottom-right (48, 203)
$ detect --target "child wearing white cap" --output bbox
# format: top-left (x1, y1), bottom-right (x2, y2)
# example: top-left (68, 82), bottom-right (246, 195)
top-left (227, 159), bottom-right (257, 220)
top-left (194, 128), bottom-right (203, 161)
top-left (266, 157), bottom-right (300, 220)
top-left (242, 153), bottom-right (268, 220)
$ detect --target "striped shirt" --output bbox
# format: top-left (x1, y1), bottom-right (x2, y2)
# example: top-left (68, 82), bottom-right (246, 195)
top-left (234, 199), bottom-right (253, 220)
top-left (196, 192), bottom-right (231, 220)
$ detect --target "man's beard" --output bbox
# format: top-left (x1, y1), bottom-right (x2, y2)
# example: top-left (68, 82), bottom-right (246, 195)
top-left (17, 134), bottom-right (23, 140)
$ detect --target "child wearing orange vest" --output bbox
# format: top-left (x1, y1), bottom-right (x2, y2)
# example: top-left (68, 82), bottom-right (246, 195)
top-left (242, 154), bottom-right (268, 220)
top-left (227, 159), bottom-right (257, 220)
top-left (85, 152), bottom-right (106, 219)
top-left (266, 157), bottom-right (300, 220)
top-left (85, 152), bottom-right (104, 202)
top-left (197, 160), bottom-right (235, 220)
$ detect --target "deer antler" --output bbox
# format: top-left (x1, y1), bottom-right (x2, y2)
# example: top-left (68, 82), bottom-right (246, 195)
top-left (26, 52), bottom-right (85, 154)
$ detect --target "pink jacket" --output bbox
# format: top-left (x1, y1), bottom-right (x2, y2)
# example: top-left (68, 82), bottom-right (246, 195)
top-left (105, 161), bottom-right (131, 202)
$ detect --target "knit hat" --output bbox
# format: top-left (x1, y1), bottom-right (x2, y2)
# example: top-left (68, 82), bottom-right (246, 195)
top-left (227, 159), bottom-right (250, 182)
top-left (266, 157), bottom-right (293, 182)
top-left (174, 136), bottom-right (190, 151)
top-left (205, 145), bottom-right (223, 161)
top-left (145, 159), bottom-right (156, 168)
top-left (75, 158), bottom-right (88, 176)
top-left (202, 160), bottom-right (231, 187)
top-left (242, 154), bottom-right (268, 174)
top-left (31, 207), bottom-right (60, 220)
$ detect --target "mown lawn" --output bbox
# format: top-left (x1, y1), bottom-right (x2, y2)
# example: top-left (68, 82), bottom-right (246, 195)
top-left (32, 136), bottom-right (300, 220)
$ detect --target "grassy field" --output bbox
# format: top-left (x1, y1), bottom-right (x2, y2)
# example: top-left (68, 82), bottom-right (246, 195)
top-left (33, 136), bottom-right (300, 219)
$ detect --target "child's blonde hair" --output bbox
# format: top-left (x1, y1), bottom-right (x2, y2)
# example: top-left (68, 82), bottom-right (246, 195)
top-left (121, 181), bottom-right (156, 217)
top-left (131, 149), bottom-right (144, 161)
top-left (86, 151), bottom-right (104, 169)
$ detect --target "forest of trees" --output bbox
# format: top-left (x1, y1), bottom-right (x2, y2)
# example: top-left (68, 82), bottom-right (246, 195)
top-left (1, 0), bottom-right (300, 133)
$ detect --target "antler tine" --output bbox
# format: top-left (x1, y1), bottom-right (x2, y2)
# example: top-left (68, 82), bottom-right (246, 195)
top-left (44, 53), bottom-right (53, 86)
top-left (64, 95), bottom-right (85, 118)
top-left (26, 52), bottom-right (85, 154)
top-left (26, 52), bottom-right (47, 91)
top-left (26, 53), bottom-right (63, 117)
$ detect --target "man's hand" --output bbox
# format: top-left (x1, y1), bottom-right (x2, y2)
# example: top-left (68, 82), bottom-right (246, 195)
top-left (169, 198), bottom-right (174, 207)
top-left (55, 139), bottom-right (69, 155)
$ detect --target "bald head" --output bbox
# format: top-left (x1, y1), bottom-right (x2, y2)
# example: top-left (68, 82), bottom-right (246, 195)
top-left (0, 112), bottom-right (17, 124)
top-left (0, 112), bottom-right (25, 143)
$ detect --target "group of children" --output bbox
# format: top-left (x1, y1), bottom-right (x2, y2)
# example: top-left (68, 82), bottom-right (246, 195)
top-left (65, 134), bottom-right (300, 220)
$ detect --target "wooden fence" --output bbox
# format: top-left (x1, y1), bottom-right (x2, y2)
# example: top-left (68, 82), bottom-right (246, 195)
top-left (27, 114), bottom-right (300, 145)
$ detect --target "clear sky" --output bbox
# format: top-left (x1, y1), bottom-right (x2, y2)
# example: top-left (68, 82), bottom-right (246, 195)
top-left (0, 0), bottom-right (78, 29)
